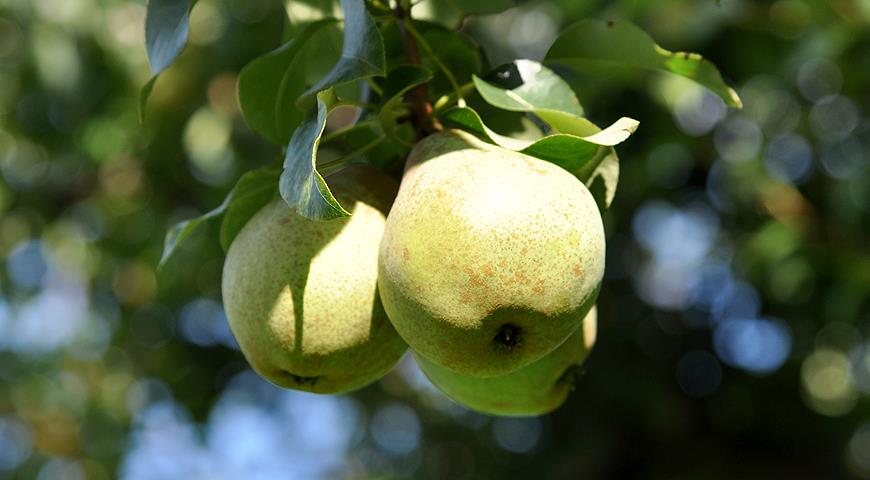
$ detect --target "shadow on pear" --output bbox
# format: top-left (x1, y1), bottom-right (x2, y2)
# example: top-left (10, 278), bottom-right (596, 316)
top-left (222, 166), bottom-right (406, 394)
top-left (416, 306), bottom-right (597, 416)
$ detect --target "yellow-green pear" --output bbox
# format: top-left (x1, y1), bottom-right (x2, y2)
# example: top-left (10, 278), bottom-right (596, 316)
top-left (416, 307), bottom-right (597, 416)
top-left (379, 129), bottom-right (605, 377)
top-left (222, 166), bottom-right (406, 394)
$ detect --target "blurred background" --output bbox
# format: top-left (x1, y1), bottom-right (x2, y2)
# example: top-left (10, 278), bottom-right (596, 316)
top-left (0, 0), bottom-right (868, 478)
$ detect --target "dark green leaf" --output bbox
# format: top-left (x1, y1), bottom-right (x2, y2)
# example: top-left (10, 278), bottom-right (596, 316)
top-left (545, 19), bottom-right (742, 109)
top-left (300, 0), bottom-right (386, 103)
top-left (219, 168), bottom-right (281, 251)
top-left (378, 65), bottom-right (433, 146)
top-left (141, 0), bottom-right (197, 122)
top-left (145, 0), bottom-right (196, 75)
top-left (474, 59), bottom-right (584, 119)
top-left (138, 77), bottom-right (157, 125)
top-left (159, 166), bottom-right (280, 269)
top-left (418, 24), bottom-right (482, 99)
top-left (414, 0), bottom-right (514, 27)
top-left (280, 89), bottom-right (351, 220)
top-left (238, 19), bottom-right (337, 144)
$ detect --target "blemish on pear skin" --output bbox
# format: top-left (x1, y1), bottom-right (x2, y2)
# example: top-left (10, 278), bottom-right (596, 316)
top-left (402, 247), bottom-right (410, 261)
top-left (460, 291), bottom-right (472, 304)
top-left (573, 264), bottom-right (583, 277)
top-left (482, 264), bottom-right (495, 276)
top-left (468, 274), bottom-right (485, 288)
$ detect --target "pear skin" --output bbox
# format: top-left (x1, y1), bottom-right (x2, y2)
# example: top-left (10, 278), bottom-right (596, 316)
top-left (222, 166), bottom-right (406, 394)
top-left (415, 307), bottom-right (597, 416)
top-left (379, 129), bottom-right (605, 377)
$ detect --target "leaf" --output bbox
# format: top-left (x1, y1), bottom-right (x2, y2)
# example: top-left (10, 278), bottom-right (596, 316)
top-left (579, 147), bottom-right (619, 213)
top-left (238, 19), bottom-right (337, 144)
top-left (473, 59), bottom-right (584, 120)
top-left (443, 106), bottom-right (637, 154)
top-left (219, 167), bottom-right (281, 251)
top-left (545, 19), bottom-right (742, 109)
top-left (378, 65), bottom-right (433, 146)
top-left (159, 166), bottom-right (280, 269)
top-left (280, 89), bottom-right (351, 220)
top-left (418, 24), bottom-right (482, 99)
top-left (442, 106), bottom-right (633, 209)
top-left (140, 0), bottom-right (198, 122)
top-left (415, 0), bottom-right (515, 27)
top-left (299, 0), bottom-right (386, 104)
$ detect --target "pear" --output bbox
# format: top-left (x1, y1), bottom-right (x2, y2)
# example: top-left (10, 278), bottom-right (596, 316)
top-left (416, 306), bottom-right (597, 416)
top-left (379, 129), bottom-right (605, 377)
top-left (222, 166), bottom-right (406, 394)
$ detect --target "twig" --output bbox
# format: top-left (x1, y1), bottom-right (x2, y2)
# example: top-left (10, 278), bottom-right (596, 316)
top-left (403, 19), bottom-right (465, 107)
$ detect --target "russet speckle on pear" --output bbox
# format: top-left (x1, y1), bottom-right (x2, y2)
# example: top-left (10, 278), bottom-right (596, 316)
top-left (222, 166), bottom-right (406, 394)
top-left (415, 306), bottom-right (597, 416)
top-left (378, 129), bottom-right (605, 377)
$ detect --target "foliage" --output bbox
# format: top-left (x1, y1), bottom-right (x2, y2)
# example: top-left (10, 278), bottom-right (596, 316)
top-left (0, 0), bottom-right (868, 478)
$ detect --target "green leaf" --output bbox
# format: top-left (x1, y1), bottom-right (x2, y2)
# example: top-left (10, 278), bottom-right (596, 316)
top-left (414, 0), bottom-right (514, 27)
top-left (300, 0), bottom-right (386, 104)
top-left (138, 77), bottom-right (157, 125)
top-left (159, 166), bottom-right (280, 269)
top-left (140, 0), bottom-right (198, 123)
top-left (443, 106), bottom-right (637, 153)
top-left (442, 106), bottom-right (634, 210)
top-left (238, 19), bottom-right (337, 144)
top-left (578, 146), bottom-right (619, 213)
top-left (219, 167), bottom-right (281, 251)
top-left (378, 65), bottom-right (433, 146)
top-left (545, 19), bottom-right (742, 109)
top-left (473, 59), bottom-right (584, 119)
top-left (280, 89), bottom-right (351, 220)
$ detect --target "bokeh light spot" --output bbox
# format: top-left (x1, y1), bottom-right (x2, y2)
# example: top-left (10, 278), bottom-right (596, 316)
top-left (492, 417), bottom-right (541, 453)
top-left (714, 317), bottom-right (792, 375)
top-left (763, 133), bottom-right (813, 184)
top-left (371, 403), bottom-right (421, 456)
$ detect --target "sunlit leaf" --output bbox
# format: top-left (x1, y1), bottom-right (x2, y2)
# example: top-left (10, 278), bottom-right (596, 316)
top-left (473, 59), bottom-right (584, 120)
top-left (546, 19), bottom-right (742, 108)
top-left (442, 106), bottom-right (634, 209)
top-left (443, 106), bottom-right (637, 153)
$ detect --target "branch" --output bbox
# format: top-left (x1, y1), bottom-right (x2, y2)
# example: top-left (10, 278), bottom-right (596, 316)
top-left (395, 2), bottom-right (442, 136)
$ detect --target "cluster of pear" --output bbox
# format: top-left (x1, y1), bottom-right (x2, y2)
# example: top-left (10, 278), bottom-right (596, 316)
top-left (222, 129), bottom-right (606, 416)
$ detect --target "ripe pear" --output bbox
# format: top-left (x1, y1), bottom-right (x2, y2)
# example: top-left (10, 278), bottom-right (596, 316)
top-left (416, 306), bottom-right (597, 416)
top-left (379, 129), bottom-right (605, 377)
top-left (222, 166), bottom-right (406, 394)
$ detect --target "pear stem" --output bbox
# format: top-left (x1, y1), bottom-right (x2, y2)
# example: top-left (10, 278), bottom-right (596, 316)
top-left (395, 1), bottom-right (442, 136)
